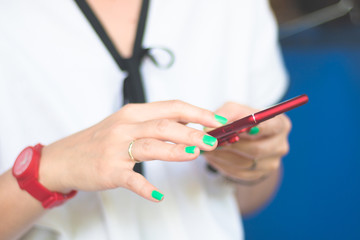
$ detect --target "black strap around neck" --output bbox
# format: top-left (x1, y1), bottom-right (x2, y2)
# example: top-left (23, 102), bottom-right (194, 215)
top-left (75, 0), bottom-right (151, 174)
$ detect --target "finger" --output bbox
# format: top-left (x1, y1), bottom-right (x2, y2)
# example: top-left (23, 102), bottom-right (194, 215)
top-left (205, 149), bottom-right (255, 169)
top-left (225, 135), bottom-right (289, 159)
top-left (213, 102), bottom-right (291, 139)
top-left (120, 100), bottom-right (227, 128)
top-left (205, 155), bottom-right (265, 180)
top-left (120, 170), bottom-right (165, 202)
top-left (227, 169), bottom-right (267, 181)
top-left (132, 119), bottom-right (218, 151)
top-left (130, 138), bottom-right (200, 162)
top-left (241, 114), bottom-right (291, 139)
top-left (206, 150), bottom-right (282, 172)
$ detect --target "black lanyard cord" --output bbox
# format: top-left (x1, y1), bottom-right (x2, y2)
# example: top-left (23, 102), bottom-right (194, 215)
top-left (74, 0), bottom-right (151, 174)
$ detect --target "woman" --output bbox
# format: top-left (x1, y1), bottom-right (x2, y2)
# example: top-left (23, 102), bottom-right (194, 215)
top-left (0, 0), bottom-right (290, 239)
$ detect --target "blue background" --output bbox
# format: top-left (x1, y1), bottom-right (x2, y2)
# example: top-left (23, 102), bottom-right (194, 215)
top-left (243, 25), bottom-right (360, 239)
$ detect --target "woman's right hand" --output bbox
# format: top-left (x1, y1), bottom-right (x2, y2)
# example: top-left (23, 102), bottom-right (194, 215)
top-left (39, 100), bottom-right (226, 202)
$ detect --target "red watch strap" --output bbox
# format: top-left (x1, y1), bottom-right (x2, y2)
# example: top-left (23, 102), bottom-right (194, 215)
top-left (14, 144), bottom-right (77, 208)
top-left (23, 178), bottom-right (77, 208)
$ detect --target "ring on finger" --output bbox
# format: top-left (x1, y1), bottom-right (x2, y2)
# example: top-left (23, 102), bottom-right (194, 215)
top-left (128, 140), bottom-right (140, 163)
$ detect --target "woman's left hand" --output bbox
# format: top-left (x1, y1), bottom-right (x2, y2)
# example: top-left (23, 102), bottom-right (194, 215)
top-left (204, 102), bottom-right (292, 182)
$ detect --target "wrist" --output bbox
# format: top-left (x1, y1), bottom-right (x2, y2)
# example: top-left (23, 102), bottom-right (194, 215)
top-left (39, 145), bottom-right (73, 194)
top-left (12, 144), bottom-right (77, 208)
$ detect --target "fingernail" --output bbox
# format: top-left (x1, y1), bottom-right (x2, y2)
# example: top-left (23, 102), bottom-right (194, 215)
top-left (203, 135), bottom-right (217, 146)
top-left (152, 190), bottom-right (164, 201)
top-left (185, 146), bottom-right (196, 154)
top-left (200, 150), bottom-right (205, 154)
top-left (215, 114), bottom-right (228, 125)
top-left (249, 126), bottom-right (260, 135)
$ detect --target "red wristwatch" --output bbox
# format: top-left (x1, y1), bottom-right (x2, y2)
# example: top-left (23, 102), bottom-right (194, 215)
top-left (12, 144), bottom-right (77, 208)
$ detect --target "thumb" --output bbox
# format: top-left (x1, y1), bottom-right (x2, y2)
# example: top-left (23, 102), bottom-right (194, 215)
top-left (121, 170), bottom-right (164, 202)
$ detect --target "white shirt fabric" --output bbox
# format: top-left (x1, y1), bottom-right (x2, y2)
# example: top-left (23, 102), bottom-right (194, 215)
top-left (0, 0), bottom-right (287, 239)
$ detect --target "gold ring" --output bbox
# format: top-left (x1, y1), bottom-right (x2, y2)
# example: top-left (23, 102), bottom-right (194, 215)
top-left (128, 140), bottom-right (140, 163)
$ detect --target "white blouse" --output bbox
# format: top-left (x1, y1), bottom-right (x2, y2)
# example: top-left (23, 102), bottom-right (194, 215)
top-left (0, 0), bottom-right (287, 239)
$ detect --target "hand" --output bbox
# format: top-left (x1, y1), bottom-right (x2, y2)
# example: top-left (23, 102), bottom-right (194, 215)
top-left (39, 100), bottom-right (224, 202)
top-left (204, 102), bottom-right (291, 182)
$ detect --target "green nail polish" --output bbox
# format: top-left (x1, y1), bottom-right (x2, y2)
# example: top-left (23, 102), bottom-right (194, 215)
top-left (185, 146), bottom-right (196, 154)
top-left (203, 135), bottom-right (217, 146)
top-left (200, 150), bottom-right (205, 154)
top-left (152, 190), bottom-right (164, 201)
top-left (249, 126), bottom-right (260, 135)
top-left (215, 114), bottom-right (228, 125)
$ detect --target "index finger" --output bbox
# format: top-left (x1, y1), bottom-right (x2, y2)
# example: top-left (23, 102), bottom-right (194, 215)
top-left (119, 100), bottom-right (227, 128)
top-left (242, 114), bottom-right (291, 139)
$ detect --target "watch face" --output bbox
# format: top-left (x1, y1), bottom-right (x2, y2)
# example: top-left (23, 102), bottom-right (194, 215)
top-left (13, 148), bottom-right (33, 176)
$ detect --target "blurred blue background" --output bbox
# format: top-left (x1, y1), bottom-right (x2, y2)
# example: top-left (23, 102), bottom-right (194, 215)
top-left (243, 1), bottom-right (360, 239)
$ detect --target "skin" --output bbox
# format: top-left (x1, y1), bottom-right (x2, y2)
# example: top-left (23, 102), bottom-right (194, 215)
top-left (87, 0), bottom-right (142, 58)
top-left (204, 102), bottom-right (291, 215)
top-left (39, 101), bottom-right (223, 196)
top-left (0, 101), bottom-right (223, 239)
top-left (0, 0), bottom-right (291, 238)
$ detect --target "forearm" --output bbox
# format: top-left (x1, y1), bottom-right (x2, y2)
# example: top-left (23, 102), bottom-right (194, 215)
top-left (235, 166), bottom-right (282, 216)
top-left (0, 169), bottom-right (46, 240)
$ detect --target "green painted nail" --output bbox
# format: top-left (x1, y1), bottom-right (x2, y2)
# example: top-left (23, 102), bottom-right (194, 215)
top-left (203, 135), bottom-right (217, 146)
top-left (200, 150), bottom-right (205, 154)
top-left (249, 126), bottom-right (260, 135)
top-left (215, 114), bottom-right (228, 125)
top-left (152, 190), bottom-right (164, 201)
top-left (185, 146), bottom-right (196, 154)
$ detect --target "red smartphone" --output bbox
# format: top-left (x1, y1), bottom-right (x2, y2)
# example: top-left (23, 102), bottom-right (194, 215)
top-left (208, 94), bottom-right (309, 146)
